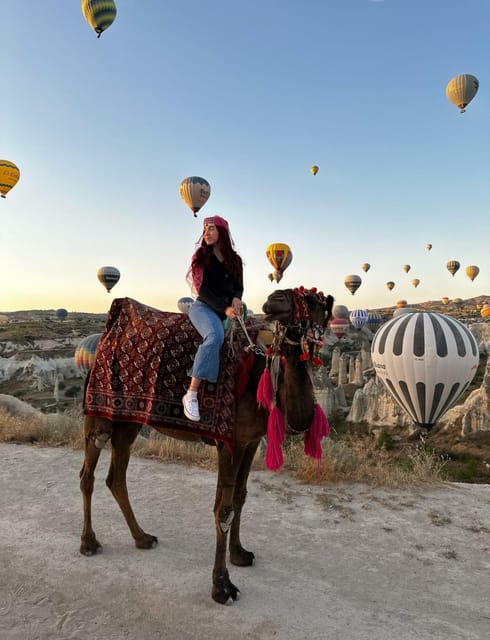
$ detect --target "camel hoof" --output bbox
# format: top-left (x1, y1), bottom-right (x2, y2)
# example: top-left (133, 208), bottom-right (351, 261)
top-left (230, 548), bottom-right (255, 567)
top-left (136, 534), bottom-right (158, 549)
top-left (80, 538), bottom-right (102, 556)
top-left (212, 575), bottom-right (240, 605)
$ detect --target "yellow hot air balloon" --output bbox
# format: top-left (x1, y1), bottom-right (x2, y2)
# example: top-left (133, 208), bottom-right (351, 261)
top-left (81, 0), bottom-right (117, 38)
top-left (386, 281), bottom-right (395, 291)
top-left (445, 74), bottom-right (479, 113)
top-left (266, 243), bottom-right (292, 283)
top-left (310, 165), bottom-right (319, 176)
top-left (402, 264), bottom-right (411, 273)
top-left (0, 160), bottom-right (20, 198)
top-left (465, 265), bottom-right (480, 282)
top-left (361, 263), bottom-right (370, 273)
top-left (446, 260), bottom-right (460, 277)
top-left (344, 274), bottom-right (362, 295)
top-left (179, 176), bottom-right (211, 217)
top-left (411, 278), bottom-right (420, 288)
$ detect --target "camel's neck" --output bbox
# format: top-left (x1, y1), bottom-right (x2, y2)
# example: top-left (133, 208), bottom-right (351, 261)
top-left (278, 358), bottom-right (315, 433)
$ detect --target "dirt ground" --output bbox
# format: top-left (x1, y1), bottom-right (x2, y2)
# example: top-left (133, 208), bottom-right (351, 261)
top-left (0, 443), bottom-right (489, 640)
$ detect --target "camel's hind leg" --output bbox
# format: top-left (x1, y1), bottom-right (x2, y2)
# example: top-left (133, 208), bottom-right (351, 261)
top-left (106, 423), bottom-right (158, 550)
top-left (80, 416), bottom-right (109, 555)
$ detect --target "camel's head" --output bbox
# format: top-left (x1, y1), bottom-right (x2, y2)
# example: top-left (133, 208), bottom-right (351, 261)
top-left (262, 287), bottom-right (334, 328)
top-left (262, 287), bottom-right (334, 365)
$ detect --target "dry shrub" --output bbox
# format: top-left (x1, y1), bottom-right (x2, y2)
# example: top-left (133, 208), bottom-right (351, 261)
top-left (0, 406), bottom-right (84, 448)
top-left (0, 407), bottom-right (45, 443)
top-left (132, 432), bottom-right (219, 470)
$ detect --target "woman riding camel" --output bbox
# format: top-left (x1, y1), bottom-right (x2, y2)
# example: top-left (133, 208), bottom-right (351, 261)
top-left (183, 215), bottom-right (244, 422)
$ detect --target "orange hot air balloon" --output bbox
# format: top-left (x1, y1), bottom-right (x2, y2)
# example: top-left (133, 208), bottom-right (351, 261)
top-left (386, 281), bottom-right (395, 291)
top-left (446, 260), bottom-right (460, 277)
top-left (396, 300), bottom-right (407, 308)
top-left (310, 165), bottom-right (319, 176)
top-left (441, 297), bottom-right (449, 305)
top-left (266, 243), bottom-right (292, 284)
top-left (481, 305), bottom-right (490, 319)
top-left (411, 278), bottom-right (420, 288)
top-left (465, 265), bottom-right (480, 282)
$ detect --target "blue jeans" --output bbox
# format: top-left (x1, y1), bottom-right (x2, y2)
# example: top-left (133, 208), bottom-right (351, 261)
top-left (188, 300), bottom-right (224, 383)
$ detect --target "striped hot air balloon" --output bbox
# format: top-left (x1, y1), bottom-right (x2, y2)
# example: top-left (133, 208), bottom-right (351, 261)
top-left (177, 297), bottom-right (194, 314)
top-left (97, 266), bottom-right (120, 292)
top-left (81, 0), bottom-right (117, 38)
top-left (446, 260), bottom-right (460, 277)
top-left (371, 312), bottom-right (479, 429)
top-left (367, 311), bottom-right (384, 333)
top-left (0, 160), bottom-right (20, 198)
top-left (344, 274), bottom-right (362, 295)
top-left (349, 309), bottom-right (368, 330)
top-left (330, 318), bottom-right (350, 340)
top-left (445, 74), bottom-right (479, 113)
top-left (74, 333), bottom-right (102, 374)
top-left (179, 176), bottom-right (211, 217)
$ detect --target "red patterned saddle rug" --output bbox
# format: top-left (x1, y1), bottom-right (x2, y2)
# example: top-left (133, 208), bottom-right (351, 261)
top-left (84, 297), bottom-right (262, 451)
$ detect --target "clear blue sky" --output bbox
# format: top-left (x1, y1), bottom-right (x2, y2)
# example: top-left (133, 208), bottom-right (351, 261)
top-left (2, 0), bottom-right (488, 314)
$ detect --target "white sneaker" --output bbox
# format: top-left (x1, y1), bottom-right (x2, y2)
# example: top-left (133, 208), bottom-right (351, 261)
top-left (182, 392), bottom-right (200, 422)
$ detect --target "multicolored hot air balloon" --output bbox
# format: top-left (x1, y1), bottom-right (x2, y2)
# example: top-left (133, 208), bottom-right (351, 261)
top-left (177, 297), bottom-right (194, 314)
top-left (349, 309), bottom-right (368, 330)
top-left (179, 176), bottom-right (211, 217)
top-left (411, 278), bottom-right (420, 288)
top-left (371, 312), bottom-right (479, 429)
top-left (81, 0), bottom-right (117, 38)
top-left (97, 266), bottom-right (120, 292)
top-left (465, 265), bottom-right (480, 282)
top-left (344, 274), bottom-right (362, 295)
top-left (446, 260), bottom-right (460, 277)
top-left (361, 263), bottom-right (371, 273)
top-left (445, 74), bottom-right (479, 113)
top-left (386, 281), bottom-right (395, 291)
top-left (402, 264), bottom-right (411, 274)
top-left (310, 165), bottom-right (319, 176)
top-left (0, 160), bottom-right (20, 198)
top-left (74, 333), bottom-right (102, 374)
top-left (266, 243), bottom-right (292, 283)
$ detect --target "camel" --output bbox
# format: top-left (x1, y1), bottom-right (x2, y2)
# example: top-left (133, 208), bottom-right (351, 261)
top-left (79, 287), bottom-right (333, 604)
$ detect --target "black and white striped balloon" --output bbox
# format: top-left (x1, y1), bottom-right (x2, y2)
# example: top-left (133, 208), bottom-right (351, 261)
top-left (371, 312), bottom-right (479, 428)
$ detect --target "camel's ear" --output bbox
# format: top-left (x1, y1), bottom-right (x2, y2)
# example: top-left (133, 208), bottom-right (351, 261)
top-left (262, 289), bottom-right (293, 324)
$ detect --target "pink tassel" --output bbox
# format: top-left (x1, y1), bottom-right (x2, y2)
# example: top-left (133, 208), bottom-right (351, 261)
top-left (265, 407), bottom-right (286, 471)
top-left (304, 403), bottom-right (330, 463)
top-left (257, 367), bottom-right (274, 411)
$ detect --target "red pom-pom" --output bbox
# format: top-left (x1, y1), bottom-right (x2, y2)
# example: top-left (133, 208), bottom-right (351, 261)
top-left (299, 353), bottom-right (309, 361)
top-left (265, 407), bottom-right (286, 471)
top-left (257, 367), bottom-right (274, 410)
top-left (312, 356), bottom-right (323, 366)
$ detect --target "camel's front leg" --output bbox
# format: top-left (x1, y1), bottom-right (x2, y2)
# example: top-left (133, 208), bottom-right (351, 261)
top-left (212, 443), bottom-right (243, 604)
top-left (229, 440), bottom-right (260, 567)
top-left (106, 424), bottom-right (158, 550)
top-left (80, 417), bottom-right (105, 555)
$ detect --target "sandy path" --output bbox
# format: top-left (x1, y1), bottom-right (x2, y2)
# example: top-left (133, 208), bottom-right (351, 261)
top-left (0, 443), bottom-right (488, 640)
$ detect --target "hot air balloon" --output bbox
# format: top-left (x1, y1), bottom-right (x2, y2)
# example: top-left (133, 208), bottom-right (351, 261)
top-left (402, 264), bottom-right (411, 274)
top-left (344, 274), bottom-right (362, 295)
top-left (0, 160), bottom-right (20, 198)
top-left (332, 304), bottom-right (349, 319)
top-left (361, 263), bottom-right (371, 273)
top-left (179, 176), bottom-right (211, 217)
top-left (465, 265), bottom-right (480, 282)
top-left (266, 243), bottom-right (292, 283)
top-left (481, 305), bottom-right (490, 319)
top-left (411, 278), bottom-right (420, 288)
top-left (81, 0), bottom-right (117, 38)
top-left (367, 311), bottom-right (384, 333)
top-left (330, 318), bottom-right (350, 340)
top-left (74, 333), bottom-right (102, 374)
top-left (56, 308), bottom-right (68, 321)
top-left (446, 260), bottom-right (460, 277)
top-left (97, 266), bottom-right (120, 292)
top-left (426, 244), bottom-right (432, 251)
top-left (441, 297), bottom-right (449, 305)
top-left (310, 165), bottom-right (319, 176)
top-left (0, 314), bottom-right (8, 326)
top-left (445, 74), bottom-right (479, 113)
top-left (396, 300), bottom-right (407, 308)
top-left (386, 281), bottom-right (395, 291)
top-left (177, 297), bottom-right (194, 314)
top-left (371, 312), bottom-right (479, 429)
top-left (349, 309), bottom-right (368, 330)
